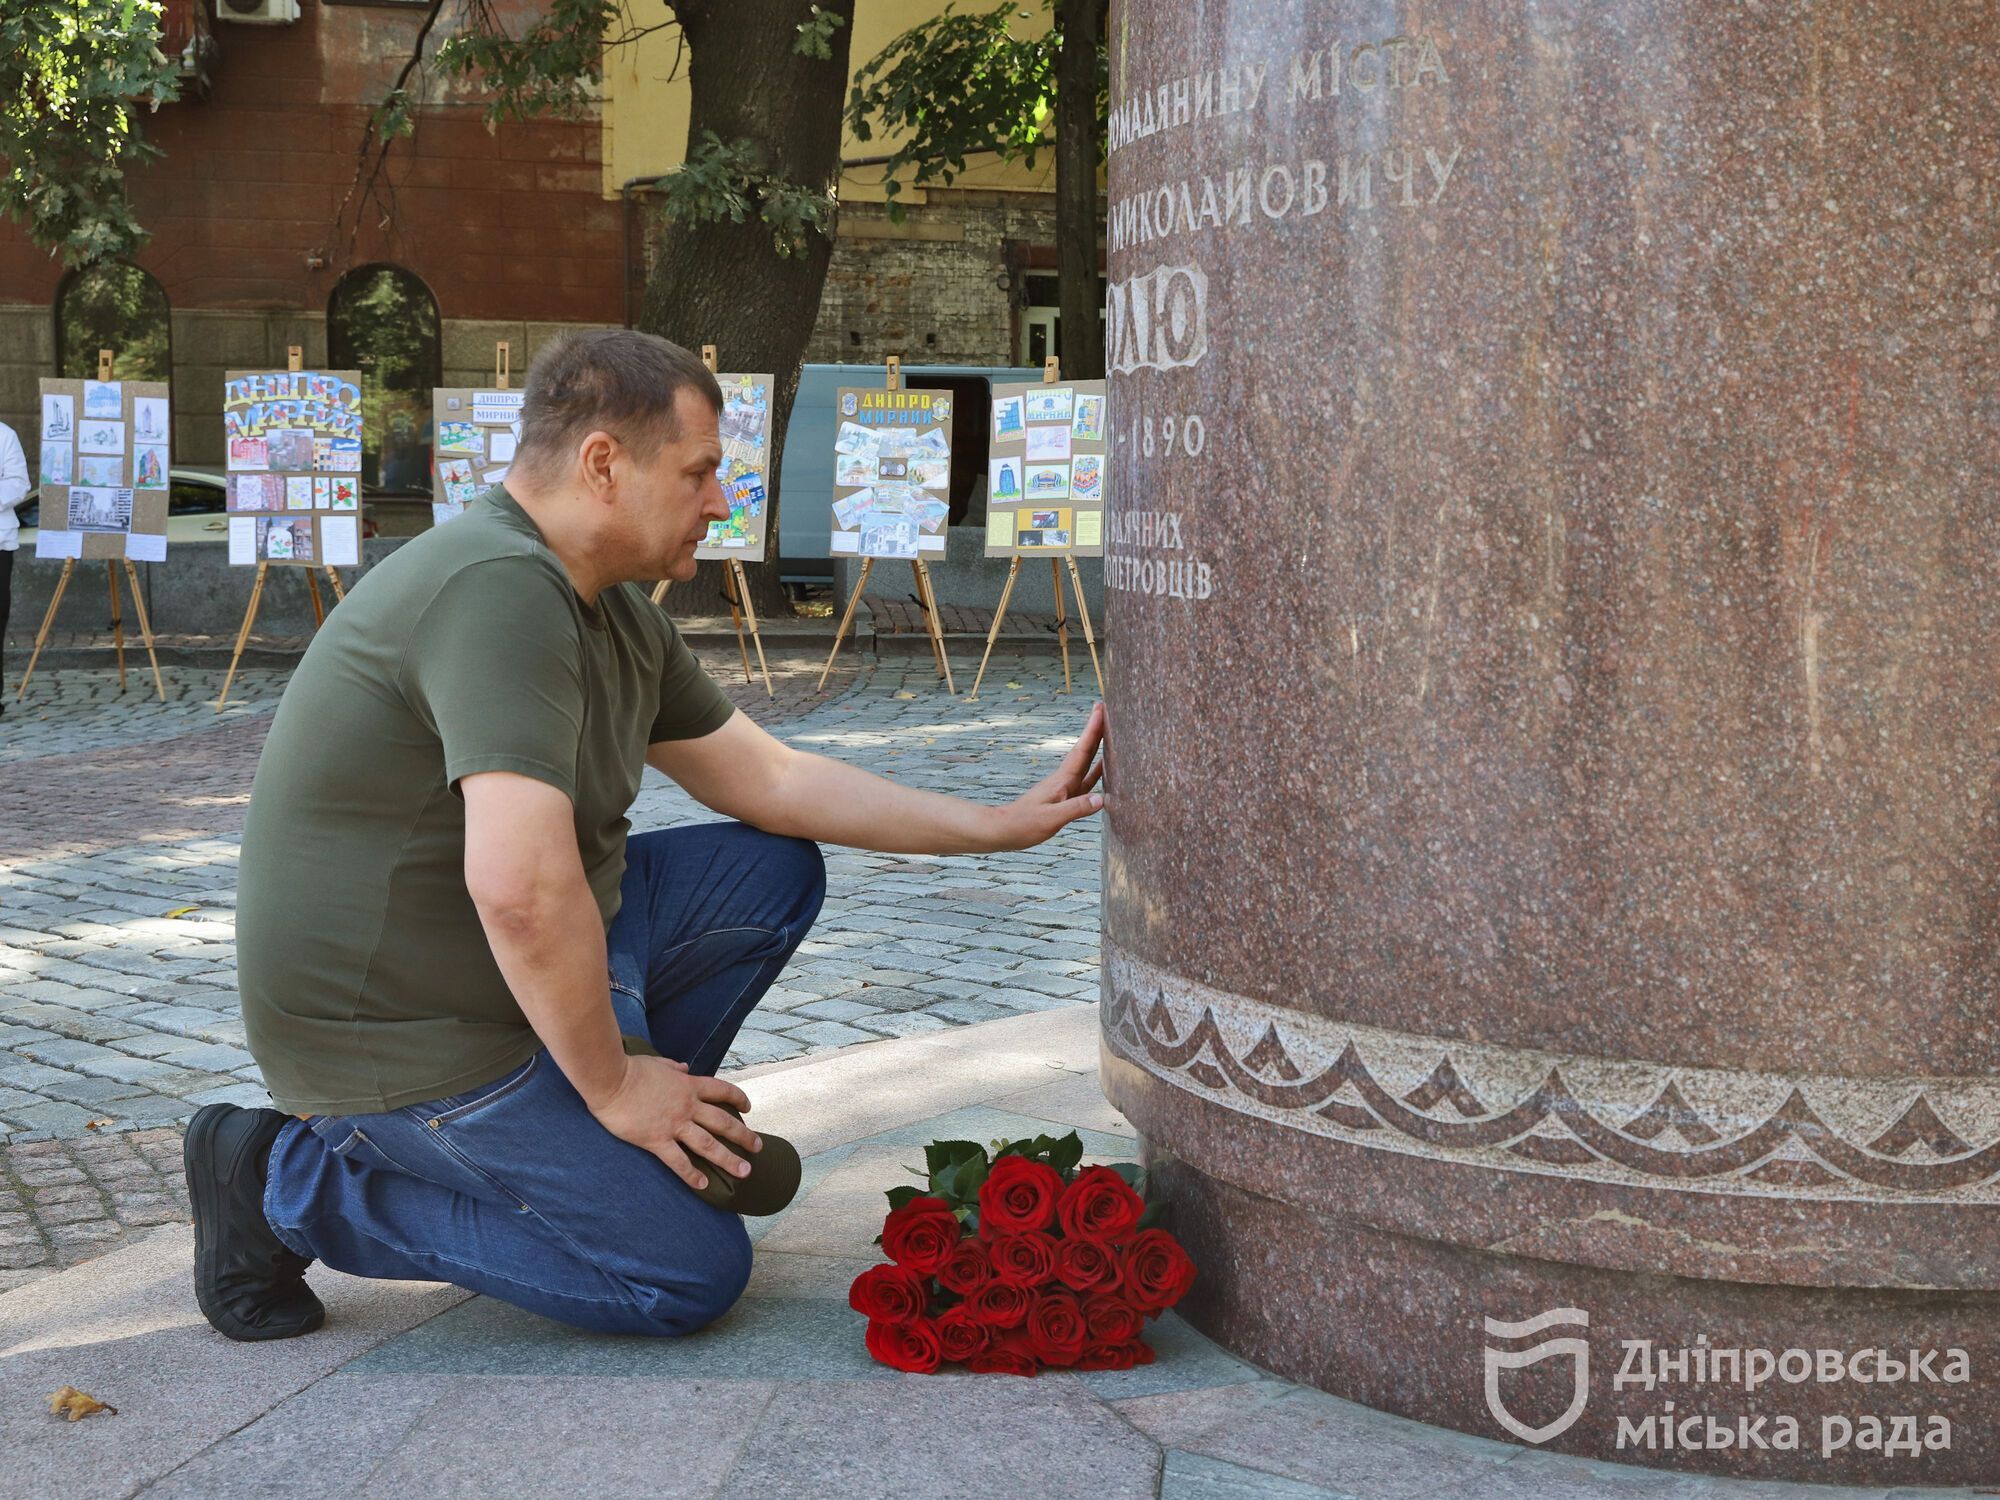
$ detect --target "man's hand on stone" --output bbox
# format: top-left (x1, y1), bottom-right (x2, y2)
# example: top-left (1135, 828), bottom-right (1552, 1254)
top-left (989, 701), bottom-right (1107, 851)
top-left (590, 1054), bottom-right (760, 1193)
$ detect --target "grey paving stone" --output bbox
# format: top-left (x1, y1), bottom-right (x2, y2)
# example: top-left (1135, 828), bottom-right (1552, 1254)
top-left (0, 1059), bottom-right (73, 1092)
top-left (723, 1031), bottom-right (807, 1066)
top-left (986, 987), bottom-right (1088, 1013)
top-left (851, 1011), bottom-right (951, 1039)
top-left (142, 1041), bottom-right (256, 1073)
top-left (351, 1293), bottom-right (891, 1381)
top-left (99, 1094), bottom-right (200, 1126)
top-left (1160, 1450), bottom-right (1362, 1500)
top-left (2, 1100), bottom-right (100, 1134)
top-left (790, 997), bottom-right (879, 1023)
top-left (1119, 1385), bottom-right (1518, 1500)
top-left (839, 984), bottom-right (936, 1012)
top-left (184, 1082), bottom-right (274, 1109)
top-left (0, 1006), bottom-right (149, 1044)
top-left (35, 1075), bottom-right (154, 1107)
top-left (716, 1376), bottom-right (1160, 1500)
top-left (922, 998), bottom-right (1010, 1025)
top-left (783, 1020), bottom-right (878, 1050)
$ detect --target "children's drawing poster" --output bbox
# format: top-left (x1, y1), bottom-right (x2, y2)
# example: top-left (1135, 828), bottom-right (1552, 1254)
top-left (830, 386), bottom-right (952, 561)
top-left (34, 378), bottom-right (171, 564)
top-left (223, 369), bottom-right (364, 568)
top-left (699, 373), bottom-right (776, 561)
top-left (429, 387), bottom-right (524, 525)
top-left (983, 379), bottom-right (1107, 558)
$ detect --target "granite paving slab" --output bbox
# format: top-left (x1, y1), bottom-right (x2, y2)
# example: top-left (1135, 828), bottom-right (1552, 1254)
top-left (0, 1224), bottom-right (467, 1500)
top-left (713, 1374), bottom-right (1161, 1500)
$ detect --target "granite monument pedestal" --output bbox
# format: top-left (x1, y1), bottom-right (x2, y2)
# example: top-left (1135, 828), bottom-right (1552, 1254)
top-left (1100, 1), bottom-right (2000, 1483)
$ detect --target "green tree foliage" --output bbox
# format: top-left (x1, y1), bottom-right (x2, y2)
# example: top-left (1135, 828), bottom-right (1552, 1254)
top-left (434, 0), bottom-right (844, 257)
top-left (845, 1), bottom-right (1107, 210)
top-left (0, 0), bottom-right (180, 265)
top-left (847, 0), bottom-right (1108, 377)
top-left (844, 2), bottom-right (1058, 213)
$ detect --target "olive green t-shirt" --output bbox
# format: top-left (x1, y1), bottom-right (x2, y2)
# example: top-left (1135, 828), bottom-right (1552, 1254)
top-left (238, 487), bottom-right (734, 1115)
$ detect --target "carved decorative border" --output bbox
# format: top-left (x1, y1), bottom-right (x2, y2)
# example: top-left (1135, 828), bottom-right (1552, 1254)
top-left (1102, 946), bottom-right (2000, 1203)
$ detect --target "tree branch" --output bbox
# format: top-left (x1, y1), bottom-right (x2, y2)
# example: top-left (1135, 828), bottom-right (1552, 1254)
top-left (331, 0), bottom-right (449, 262)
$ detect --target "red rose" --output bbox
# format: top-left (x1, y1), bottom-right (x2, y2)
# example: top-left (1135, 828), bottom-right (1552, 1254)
top-left (978, 1154), bottom-right (1064, 1237)
top-left (1121, 1228), bottom-right (1197, 1312)
top-left (1054, 1235), bottom-right (1121, 1293)
top-left (936, 1236), bottom-right (991, 1296)
top-left (965, 1329), bottom-right (1039, 1376)
top-left (988, 1231), bottom-right (1058, 1288)
top-left (965, 1278), bottom-right (1031, 1328)
top-left (1074, 1339), bottom-right (1156, 1371)
top-left (1082, 1291), bottom-right (1144, 1343)
top-left (865, 1316), bottom-right (943, 1373)
top-left (1056, 1166), bottom-right (1145, 1241)
top-left (848, 1263), bottom-right (928, 1324)
top-left (935, 1305), bottom-right (990, 1363)
top-left (1025, 1290), bottom-right (1088, 1367)
top-left (881, 1195), bottom-right (961, 1274)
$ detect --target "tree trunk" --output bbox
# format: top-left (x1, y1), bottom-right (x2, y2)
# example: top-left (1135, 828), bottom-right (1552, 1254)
top-left (639, 0), bottom-right (857, 616)
top-left (1054, 0), bottom-right (1107, 381)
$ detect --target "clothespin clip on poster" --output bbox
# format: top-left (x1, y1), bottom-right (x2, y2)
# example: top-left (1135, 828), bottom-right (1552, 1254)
top-left (886, 356), bottom-right (902, 392)
top-left (701, 344), bottom-right (719, 376)
top-left (1043, 356), bottom-right (1060, 384)
top-left (287, 345), bottom-right (303, 374)
top-left (97, 348), bottom-right (114, 381)
top-left (495, 341), bottom-right (511, 390)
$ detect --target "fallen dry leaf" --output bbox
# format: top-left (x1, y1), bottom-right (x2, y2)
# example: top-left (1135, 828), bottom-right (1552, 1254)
top-left (894, 691), bottom-right (917, 700)
top-left (48, 1386), bottom-right (116, 1421)
top-left (163, 905), bottom-right (198, 918)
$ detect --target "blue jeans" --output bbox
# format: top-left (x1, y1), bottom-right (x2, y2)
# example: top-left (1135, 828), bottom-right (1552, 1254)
top-left (262, 823), bottom-right (826, 1336)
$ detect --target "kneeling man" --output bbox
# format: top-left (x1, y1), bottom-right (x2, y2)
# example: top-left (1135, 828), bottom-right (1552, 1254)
top-left (188, 331), bottom-right (1104, 1341)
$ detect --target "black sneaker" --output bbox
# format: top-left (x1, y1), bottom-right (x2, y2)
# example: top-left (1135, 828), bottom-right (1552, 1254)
top-left (184, 1103), bottom-right (326, 1341)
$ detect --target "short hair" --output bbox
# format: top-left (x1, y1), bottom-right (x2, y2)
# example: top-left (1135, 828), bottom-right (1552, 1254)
top-left (513, 329), bottom-right (722, 477)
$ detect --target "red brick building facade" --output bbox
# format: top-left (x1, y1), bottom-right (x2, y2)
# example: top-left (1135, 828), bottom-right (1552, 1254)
top-left (0, 1), bottom-right (621, 322)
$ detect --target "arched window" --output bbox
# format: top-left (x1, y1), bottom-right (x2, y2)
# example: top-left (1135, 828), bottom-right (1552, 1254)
top-left (55, 261), bottom-right (172, 382)
top-left (327, 263), bottom-right (440, 494)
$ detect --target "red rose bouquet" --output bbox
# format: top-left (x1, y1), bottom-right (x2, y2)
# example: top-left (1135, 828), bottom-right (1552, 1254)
top-left (848, 1131), bottom-right (1196, 1375)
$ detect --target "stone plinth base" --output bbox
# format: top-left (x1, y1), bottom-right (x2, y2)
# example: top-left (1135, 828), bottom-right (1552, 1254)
top-left (1141, 1149), bottom-right (1998, 1486)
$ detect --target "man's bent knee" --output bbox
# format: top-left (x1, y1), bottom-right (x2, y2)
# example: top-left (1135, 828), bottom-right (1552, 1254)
top-left (761, 832), bottom-right (826, 927)
top-left (630, 1225), bottom-right (753, 1337)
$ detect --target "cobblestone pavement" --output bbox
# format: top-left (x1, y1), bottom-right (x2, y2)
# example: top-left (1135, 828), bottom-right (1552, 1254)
top-left (0, 644), bottom-right (1102, 1288)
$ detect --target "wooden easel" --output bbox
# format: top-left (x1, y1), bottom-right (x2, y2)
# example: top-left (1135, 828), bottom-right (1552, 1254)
top-left (16, 348), bottom-right (168, 703)
top-left (215, 345), bottom-right (346, 711)
top-left (967, 357), bottom-right (1104, 701)
top-left (817, 357), bottom-right (955, 694)
top-left (651, 344), bottom-right (774, 697)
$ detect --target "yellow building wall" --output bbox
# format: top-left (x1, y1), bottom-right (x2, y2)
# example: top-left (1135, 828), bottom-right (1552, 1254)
top-left (601, 0), bottom-right (1057, 203)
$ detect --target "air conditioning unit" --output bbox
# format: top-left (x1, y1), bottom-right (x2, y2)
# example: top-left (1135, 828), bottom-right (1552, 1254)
top-left (215, 0), bottom-right (298, 24)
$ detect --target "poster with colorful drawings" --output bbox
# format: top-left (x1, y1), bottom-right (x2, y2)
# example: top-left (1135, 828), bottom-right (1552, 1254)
top-left (698, 373), bottom-right (776, 561)
top-left (830, 386), bottom-right (952, 560)
top-left (429, 386), bottom-right (525, 525)
top-left (983, 379), bottom-right (1107, 559)
top-left (33, 378), bottom-right (172, 564)
top-left (223, 369), bottom-right (364, 568)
